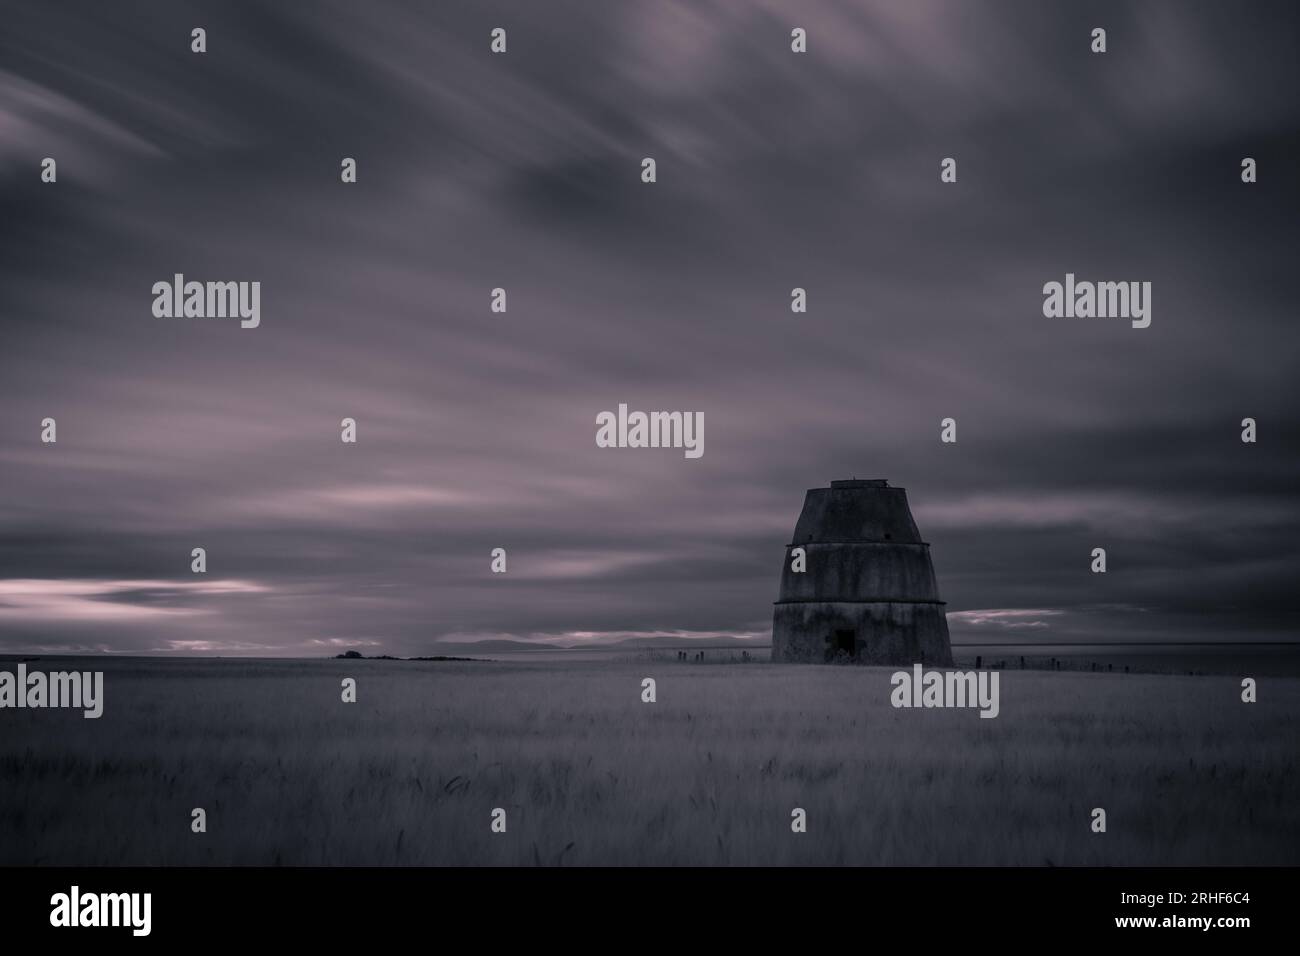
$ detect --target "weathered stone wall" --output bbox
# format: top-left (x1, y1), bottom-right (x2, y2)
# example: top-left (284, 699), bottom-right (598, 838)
top-left (771, 480), bottom-right (953, 666)
top-left (777, 542), bottom-right (942, 603)
top-left (772, 600), bottom-right (953, 665)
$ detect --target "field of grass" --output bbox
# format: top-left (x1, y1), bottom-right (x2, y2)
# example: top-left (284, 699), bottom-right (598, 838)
top-left (1, 657), bottom-right (1296, 865)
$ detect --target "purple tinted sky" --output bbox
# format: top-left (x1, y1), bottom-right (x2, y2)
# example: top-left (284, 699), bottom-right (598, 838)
top-left (1, 0), bottom-right (1297, 655)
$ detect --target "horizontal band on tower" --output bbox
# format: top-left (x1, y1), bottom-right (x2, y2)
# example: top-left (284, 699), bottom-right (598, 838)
top-left (785, 540), bottom-right (933, 547)
top-left (773, 598), bottom-right (949, 606)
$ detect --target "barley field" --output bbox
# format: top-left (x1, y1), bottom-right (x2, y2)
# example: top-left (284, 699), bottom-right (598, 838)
top-left (1, 657), bottom-right (1296, 866)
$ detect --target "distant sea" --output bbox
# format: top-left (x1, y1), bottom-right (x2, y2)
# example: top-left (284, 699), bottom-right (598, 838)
top-left (949, 642), bottom-right (1300, 677)
top-left (3, 642), bottom-right (1296, 676)
top-left (472, 641), bottom-right (1300, 676)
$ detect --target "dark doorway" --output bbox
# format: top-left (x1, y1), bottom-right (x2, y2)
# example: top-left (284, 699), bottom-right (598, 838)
top-left (833, 629), bottom-right (856, 659)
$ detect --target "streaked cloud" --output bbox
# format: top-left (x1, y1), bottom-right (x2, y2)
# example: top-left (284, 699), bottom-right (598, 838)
top-left (0, 578), bottom-right (268, 622)
top-left (947, 608), bottom-right (1064, 630)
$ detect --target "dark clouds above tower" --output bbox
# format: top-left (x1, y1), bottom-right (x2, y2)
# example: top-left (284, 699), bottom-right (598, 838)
top-left (1, 0), bottom-right (1297, 655)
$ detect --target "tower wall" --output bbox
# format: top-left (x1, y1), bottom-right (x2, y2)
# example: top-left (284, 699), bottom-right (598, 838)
top-left (772, 601), bottom-right (953, 665)
top-left (772, 480), bottom-right (953, 666)
top-left (777, 542), bottom-right (942, 603)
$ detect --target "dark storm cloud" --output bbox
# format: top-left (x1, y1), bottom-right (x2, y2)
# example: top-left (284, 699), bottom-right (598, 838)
top-left (1, 0), bottom-right (1297, 655)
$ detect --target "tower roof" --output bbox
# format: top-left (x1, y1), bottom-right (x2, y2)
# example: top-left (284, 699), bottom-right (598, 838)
top-left (791, 480), bottom-right (921, 544)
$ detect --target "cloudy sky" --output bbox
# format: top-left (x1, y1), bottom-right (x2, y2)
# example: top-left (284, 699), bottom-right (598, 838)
top-left (1, 0), bottom-right (1297, 655)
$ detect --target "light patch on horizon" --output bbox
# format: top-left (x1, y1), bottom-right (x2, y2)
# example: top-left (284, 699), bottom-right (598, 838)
top-left (437, 628), bottom-right (769, 647)
top-left (0, 578), bottom-right (269, 622)
top-left (947, 608), bottom-right (1065, 630)
top-left (308, 637), bottom-right (385, 648)
top-left (151, 638), bottom-right (286, 654)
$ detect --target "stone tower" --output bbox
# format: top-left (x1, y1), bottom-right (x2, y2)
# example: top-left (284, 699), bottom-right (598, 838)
top-left (772, 479), bottom-right (953, 665)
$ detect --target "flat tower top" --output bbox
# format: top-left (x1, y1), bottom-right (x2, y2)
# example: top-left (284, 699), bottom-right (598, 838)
top-left (830, 479), bottom-right (889, 488)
